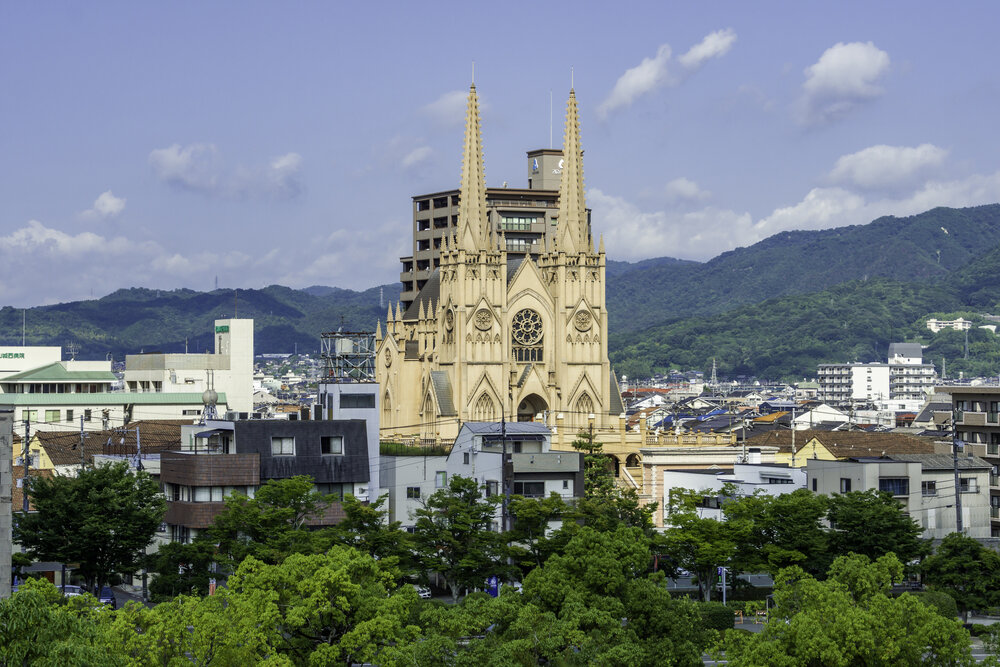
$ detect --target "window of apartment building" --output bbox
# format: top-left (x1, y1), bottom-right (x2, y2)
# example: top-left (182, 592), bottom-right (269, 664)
top-left (340, 393), bottom-right (375, 409)
top-left (193, 486), bottom-right (224, 502)
top-left (991, 402), bottom-right (1000, 422)
top-left (878, 477), bottom-right (910, 496)
top-left (314, 483), bottom-right (347, 500)
top-left (959, 477), bottom-right (978, 493)
top-left (486, 480), bottom-right (499, 497)
top-left (24, 409), bottom-right (37, 424)
top-left (956, 400), bottom-right (968, 418)
top-left (435, 471), bottom-right (447, 488)
top-left (84, 409), bottom-right (92, 422)
top-left (170, 525), bottom-right (191, 544)
top-left (840, 478), bottom-right (852, 493)
top-left (513, 481), bottom-right (545, 497)
top-left (463, 452), bottom-right (470, 465)
top-left (416, 199), bottom-right (430, 211)
top-left (500, 215), bottom-right (537, 231)
top-left (44, 409), bottom-right (59, 424)
top-left (271, 436), bottom-right (295, 456)
top-left (406, 486), bottom-right (420, 499)
top-left (764, 477), bottom-right (794, 484)
top-left (66, 409), bottom-right (74, 423)
top-left (922, 481), bottom-right (937, 496)
top-left (562, 480), bottom-right (569, 490)
top-left (321, 436), bottom-right (344, 455)
top-left (812, 478), bottom-right (818, 492)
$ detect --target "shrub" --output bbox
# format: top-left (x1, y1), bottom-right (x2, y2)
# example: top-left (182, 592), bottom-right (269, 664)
top-left (913, 590), bottom-right (959, 619)
top-left (698, 601), bottom-right (735, 631)
top-left (968, 624), bottom-right (992, 637)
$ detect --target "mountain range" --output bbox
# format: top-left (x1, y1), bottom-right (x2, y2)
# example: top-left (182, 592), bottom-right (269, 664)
top-left (6, 204), bottom-right (1000, 382)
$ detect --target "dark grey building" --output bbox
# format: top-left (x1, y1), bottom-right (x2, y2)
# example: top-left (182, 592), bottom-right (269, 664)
top-left (162, 418), bottom-right (374, 543)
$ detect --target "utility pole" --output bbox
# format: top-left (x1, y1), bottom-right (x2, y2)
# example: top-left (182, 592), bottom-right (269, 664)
top-left (952, 409), bottom-right (964, 533)
top-left (500, 413), bottom-right (509, 532)
top-left (790, 406), bottom-right (797, 468)
top-left (22, 416), bottom-right (29, 512)
top-left (79, 415), bottom-right (85, 471)
top-left (0, 409), bottom-right (13, 599)
top-left (135, 427), bottom-right (143, 472)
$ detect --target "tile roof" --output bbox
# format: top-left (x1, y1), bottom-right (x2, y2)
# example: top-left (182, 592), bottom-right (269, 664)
top-left (1, 362), bottom-right (115, 382)
top-left (462, 421), bottom-right (550, 436)
top-left (746, 429), bottom-right (938, 458)
top-left (0, 392), bottom-right (226, 406)
top-left (887, 453), bottom-right (991, 470)
top-left (35, 420), bottom-right (184, 466)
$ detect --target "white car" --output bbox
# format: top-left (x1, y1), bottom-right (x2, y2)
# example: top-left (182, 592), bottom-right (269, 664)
top-left (414, 585), bottom-right (432, 599)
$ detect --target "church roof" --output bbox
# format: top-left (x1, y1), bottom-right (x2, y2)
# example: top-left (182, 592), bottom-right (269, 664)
top-left (463, 421), bottom-right (550, 435)
top-left (401, 270), bottom-right (440, 321)
top-left (430, 371), bottom-right (457, 416)
top-left (609, 373), bottom-right (625, 416)
top-left (507, 256), bottom-right (525, 284)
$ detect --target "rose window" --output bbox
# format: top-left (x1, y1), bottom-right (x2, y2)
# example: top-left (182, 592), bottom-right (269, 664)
top-left (511, 309), bottom-right (543, 346)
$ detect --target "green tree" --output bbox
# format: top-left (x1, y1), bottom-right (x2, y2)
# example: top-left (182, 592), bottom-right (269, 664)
top-left (726, 489), bottom-right (830, 577)
top-left (459, 526), bottom-right (710, 666)
top-left (146, 539), bottom-right (217, 602)
top-left (826, 489), bottom-right (926, 564)
top-left (723, 553), bottom-right (974, 666)
top-left (14, 461), bottom-right (165, 594)
top-left (660, 487), bottom-right (745, 601)
top-left (0, 579), bottom-right (124, 666)
top-left (412, 475), bottom-right (508, 603)
top-left (209, 475), bottom-right (335, 566)
top-left (505, 492), bottom-right (570, 576)
top-left (922, 532), bottom-right (1000, 621)
top-left (332, 493), bottom-right (413, 579)
top-left (569, 429), bottom-right (656, 534)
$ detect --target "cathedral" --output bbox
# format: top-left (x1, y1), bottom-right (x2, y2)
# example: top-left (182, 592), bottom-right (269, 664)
top-left (376, 84), bottom-right (624, 442)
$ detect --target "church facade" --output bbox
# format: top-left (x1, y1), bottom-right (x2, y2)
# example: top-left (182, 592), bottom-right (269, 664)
top-left (377, 84), bottom-right (624, 442)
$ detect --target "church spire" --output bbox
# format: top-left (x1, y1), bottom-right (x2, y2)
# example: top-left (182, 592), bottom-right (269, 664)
top-left (457, 83), bottom-right (487, 253)
top-left (557, 87), bottom-right (589, 254)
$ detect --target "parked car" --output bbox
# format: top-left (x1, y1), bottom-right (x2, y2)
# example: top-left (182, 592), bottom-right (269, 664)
top-left (414, 585), bottom-right (432, 599)
top-left (98, 586), bottom-right (116, 609)
top-left (60, 585), bottom-right (84, 597)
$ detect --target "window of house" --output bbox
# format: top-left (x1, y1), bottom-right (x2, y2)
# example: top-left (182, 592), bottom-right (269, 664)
top-left (486, 480), bottom-right (499, 496)
top-left (878, 477), bottom-right (910, 496)
top-left (340, 393), bottom-right (376, 409)
top-left (435, 471), bottom-right (447, 488)
top-left (406, 486), bottom-right (420, 499)
top-left (66, 409), bottom-right (74, 423)
top-left (271, 436), bottom-right (295, 456)
top-left (321, 436), bottom-right (344, 455)
top-left (463, 452), bottom-right (470, 464)
top-left (44, 409), bottom-right (59, 424)
top-left (24, 409), bottom-right (37, 424)
top-left (84, 409), bottom-right (92, 422)
top-left (314, 483), bottom-right (346, 500)
top-left (840, 478), bottom-right (852, 493)
top-left (513, 481), bottom-right (545, 497)
top-left (812, 478), bottom-right (818, 492)
top-left (960, 477), bottom-right (977, 493)
top-left (922, 481), bottom-right (937, 496)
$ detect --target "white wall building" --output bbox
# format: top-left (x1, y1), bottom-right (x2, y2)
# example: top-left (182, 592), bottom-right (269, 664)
top-left (806, 454), bottom-right (991, 540)
top-left (661, 462), bottom-right (806, 523)
top-left (124, 318), bottom-right (253, 414)
top-left (927, 318), bottom-right (973, 333)
top-left (818, 343), bottom-right (936, 411)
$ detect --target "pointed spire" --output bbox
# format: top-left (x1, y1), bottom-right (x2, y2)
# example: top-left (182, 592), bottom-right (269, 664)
top-left (419, 298), bottom-right (426, 323)
top-left (387, 303), bottom-right (394, 324)
top-left (457, 84), bottom-right (488, 253)
top-left (394, 302), bottom-right (402, 322)
top-left (375, 320), bottom-right (383, 341)
top-left (598, 233), bottom-right (605, 254)
top-left (557, 87), bottom-right (588, 255)
top-left (443, 233), bottom-right (450, 253)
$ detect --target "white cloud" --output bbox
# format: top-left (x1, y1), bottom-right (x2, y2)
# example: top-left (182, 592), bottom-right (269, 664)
top-left (81, 190), bottom-right (126, 219)
top-left (598, 29), bottom-right (736, 119)
top-left (149, 144), bottom-right (303, 199)
top-left (797, 41), bottom-right (890, 125)
top-left (829, 144), bottom-right (947, 190)
top-left (148, 143), bottom-right (219, 193)
top-left (664, 177), bottom-right (710, 203)
top-left (402, 146), bottom-right (432, 168)
top-left (678, 28), bottom-right (737, 69)
top-left (421, 90), bottom-right (469, 126)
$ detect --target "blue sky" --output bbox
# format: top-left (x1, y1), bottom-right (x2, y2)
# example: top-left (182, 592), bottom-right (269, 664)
top-left (3, 1), bottom-right (1000, 306)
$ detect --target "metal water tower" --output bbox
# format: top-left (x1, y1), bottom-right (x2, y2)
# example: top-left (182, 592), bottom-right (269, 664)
top-left (320, 330), bottom-right (375, 383)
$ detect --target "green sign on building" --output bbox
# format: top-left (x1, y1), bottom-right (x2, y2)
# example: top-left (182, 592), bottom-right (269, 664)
top-left (215, 325), bottom-right (230, 333)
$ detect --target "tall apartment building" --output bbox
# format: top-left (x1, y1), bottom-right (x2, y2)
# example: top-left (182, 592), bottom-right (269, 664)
top-left (817, 343), bottom-right (935, 410)
top-left (939, 385), bottom-right (1000, 537)
top-left (398, 149), bottom-right (582, 310)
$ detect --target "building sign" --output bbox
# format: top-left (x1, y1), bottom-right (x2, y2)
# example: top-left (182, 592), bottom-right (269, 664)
top-left (0, 353), bottom-right (25, 359)
top-left (215, 326), bottom-right (229, 333)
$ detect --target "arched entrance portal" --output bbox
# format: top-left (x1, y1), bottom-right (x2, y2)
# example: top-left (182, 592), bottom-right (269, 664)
top-left (517, 394), bottom-right (548, 422)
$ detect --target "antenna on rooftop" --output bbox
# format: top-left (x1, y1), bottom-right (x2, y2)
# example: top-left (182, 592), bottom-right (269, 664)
top-left (67, 341), bottom-right (79, 361)
top-left (549, 90), bottom-right (553, 149)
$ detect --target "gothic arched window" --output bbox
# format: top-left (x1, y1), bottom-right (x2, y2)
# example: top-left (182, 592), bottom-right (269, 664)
top-left (576, 393), bottom-right (594, 428)
top-left (473, 392), bottom-right (496, 421)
